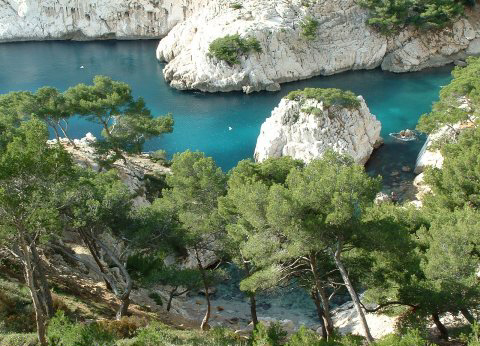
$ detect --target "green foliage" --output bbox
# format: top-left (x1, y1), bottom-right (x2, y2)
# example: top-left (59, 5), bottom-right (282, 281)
top-left (47, 311), bottom-right (115, 346)
top-left (286, 326), bottom-right (323, 346)
top-left (423, 128), bottom-right (480, 210)
top-left (0, 333), bottom-right (38, 346)
top-left (418, 57), bottom-right (480, 134)
top-left (300, 17), bottom-right (319, 40)
top-left (375, 329), bottom-right (428, 346)
top-left (65, 76), bottom-right (173, 162)
top-left (253, 323), bottom-right (287, 346)
top-left (359, 0), bottom-right (470, 34)
top-left (0, 279), bottom-right (35, 333)
top-left (285, 88), bottom-right (361, 110)
top-left (148, 292), bottom-right (163, 306)
top-left (230, 3), bottom-right (242, 9)
top-left (208, 34), bottom-right (262, 65)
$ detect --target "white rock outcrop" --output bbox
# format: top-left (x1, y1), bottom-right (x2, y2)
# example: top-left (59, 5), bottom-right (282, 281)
top-left (254, 95), bottom-right (382, 165)
top-left (156, 0), bottom-right (480, 93)
top-left (47, 133), bottom-right (170, 207)
top-left (0, 0), bottom-right (207, 41)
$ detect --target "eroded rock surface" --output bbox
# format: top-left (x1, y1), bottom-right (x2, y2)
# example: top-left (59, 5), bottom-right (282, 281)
top-left (0, 0), bottom-right (207, 41)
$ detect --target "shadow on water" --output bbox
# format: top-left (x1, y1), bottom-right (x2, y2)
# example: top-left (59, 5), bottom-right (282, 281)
top-left (0, 40), bottom-right (453, 194)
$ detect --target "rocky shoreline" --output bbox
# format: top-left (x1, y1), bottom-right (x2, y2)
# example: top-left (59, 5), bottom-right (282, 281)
top-left (2, 1), bottom-right (479, 93)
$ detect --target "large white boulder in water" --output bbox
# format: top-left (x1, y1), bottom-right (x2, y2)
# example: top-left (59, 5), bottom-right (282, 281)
top-left (254, 91), bottom-right (382, 165)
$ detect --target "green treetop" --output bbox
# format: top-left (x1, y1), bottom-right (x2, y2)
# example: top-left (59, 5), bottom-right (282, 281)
top-left (65, 76), bottom-right (173, 163)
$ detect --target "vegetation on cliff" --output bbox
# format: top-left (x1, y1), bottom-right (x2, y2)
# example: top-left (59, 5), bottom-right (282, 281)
top-left (360, 0), bottom-right (475, 34)
top-left (208, 34), bottom-right (262, 65)
top-left (286, 88), bottom-right (361, 110)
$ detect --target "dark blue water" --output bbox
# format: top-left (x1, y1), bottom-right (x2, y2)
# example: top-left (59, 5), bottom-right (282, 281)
top-left (0, 40), bottom-right (453, 194)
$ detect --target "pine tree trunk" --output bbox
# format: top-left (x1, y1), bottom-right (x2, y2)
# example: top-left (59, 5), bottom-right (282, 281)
top-left (29, 241), bottom-right (54, 318)
top-left (311, 289), bottom-right (327, 339)
top-left (309, 254), bottom-right (334, 340)
top-left (249, 293), bottom-right (259, 329)
top-left (334, 241), bottom-right (374, 344)
top-left (116, 294), bottom-right (130, 320)
top-left (20, 239), bottom-right (48, 346)
top-left (195, 248), bottom-right (211, 331)
top-left (243, 261), bottom-right (258, 328)
top-left (461, 309), bottom-right (476, 325)
top-left (81, 232), bottom-right (112, 291)
top-left (167, 288), bottom-right (176, 312)
top-left (432, 313), bottom-right (449, 340)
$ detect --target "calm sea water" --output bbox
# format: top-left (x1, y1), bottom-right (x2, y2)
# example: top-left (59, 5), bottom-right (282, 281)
top-left (0, 40), bottom-right (453, 193)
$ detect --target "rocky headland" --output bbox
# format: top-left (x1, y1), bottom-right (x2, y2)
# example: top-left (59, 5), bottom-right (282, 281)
top-left (156, 0), bottom-right (480, 93)
top-left (2, 0), bottom-right (479, 93)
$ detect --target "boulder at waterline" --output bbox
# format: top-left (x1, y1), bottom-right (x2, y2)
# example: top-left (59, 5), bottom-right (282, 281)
top-left (254, 88), bottom-right (382, 165)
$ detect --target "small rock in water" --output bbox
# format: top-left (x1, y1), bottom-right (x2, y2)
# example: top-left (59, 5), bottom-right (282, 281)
top-left (229, 126), bottom-right (233, 131)
top-left (401, 165), bottom-right (412, 172)
top-left (216, 306), bottom-right (224, 312)
top-left (80, 65), bottom-right (85, 69)
top-left (391, 170), bottom-right (400, 177)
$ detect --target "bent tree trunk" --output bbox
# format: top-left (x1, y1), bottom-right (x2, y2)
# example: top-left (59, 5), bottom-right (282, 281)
top-left (311, 289), bottom-right (327, 339)
top-left (309, 253), bottom-right (334, 340)
top-left (94, 238), bottom-right (132, 320)
top-left (432, 313), bottom-right (449, 340)
top-left (30, 240), bottom-right (54, 318)
top-left (334, 241), bottom-right (374, 344)
top-left (461, 308), bottom-right (476, 325)
top-left (20, 239), bottom-right (48, 346)
top-left (195, 248), bottom-right (211, 331)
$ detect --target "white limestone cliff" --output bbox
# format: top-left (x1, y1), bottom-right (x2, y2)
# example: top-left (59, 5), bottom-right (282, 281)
top-left (156, 0), bottom-right (480, 93)
top-left (254, 95), bottom-right (382, 165)
top-left (0, 0), bottom-right (207, 41)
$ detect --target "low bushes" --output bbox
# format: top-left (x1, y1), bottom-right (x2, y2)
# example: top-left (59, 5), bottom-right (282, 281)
top-left (285, 88), bottom-right (361, 110)
top-left (359, 0), bottom-right (474, 34)
top-left (300, 17), bottom-right (319, 40)
top-left (208, 34), bottom-right (262, 65)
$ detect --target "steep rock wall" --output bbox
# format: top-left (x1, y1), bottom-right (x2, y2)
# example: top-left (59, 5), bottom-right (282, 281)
top-left (156, 1), bottom-right (480, 93)
top-left (0, 0), bottom-right (207, 41)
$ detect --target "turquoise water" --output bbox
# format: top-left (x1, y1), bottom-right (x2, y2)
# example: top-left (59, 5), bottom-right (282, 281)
top-left (0, 40), bottom-right (453, 193)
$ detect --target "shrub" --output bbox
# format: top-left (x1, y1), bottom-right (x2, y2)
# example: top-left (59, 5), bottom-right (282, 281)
top-left (359, 0), bottom-right (472, 34)
top-left (130, 323), bottom-right (179, 345)
top-left (0, 280), bottom-right (36, 333)
top-left (300, 17), bottom-right (319, 40)
top-left (286, 326), bottom-right (323, 346)
top-left (253, 322), bottom-right (287, 346)
top-left (208, 34), bottom-right (262, 65)
top-left (285, 88), bottom-right (361, 109)
top-left (0, 333), bottom-right (38, 346)
top-left (98, 316), bottom-right (147, 339)
top-left (47, 310), bottom-right (115, 346)
top-left (375, 329), bottom-right (429, 346)
top-left (148, 292), bottom-right (163, 306)
top-left (230, 3), bottom-right (243, 10)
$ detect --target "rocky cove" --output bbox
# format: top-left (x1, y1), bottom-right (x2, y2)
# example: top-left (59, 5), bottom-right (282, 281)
top-left (0, 0), bottom-right (478, 341)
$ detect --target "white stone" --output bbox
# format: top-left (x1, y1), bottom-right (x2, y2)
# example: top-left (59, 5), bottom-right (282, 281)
top-left (254, 95), bottom-right (381, 165)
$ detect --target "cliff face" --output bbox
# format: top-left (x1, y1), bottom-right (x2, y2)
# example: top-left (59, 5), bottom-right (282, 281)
top-left (1, 0), bottom-right (479, 92)
top-left (156, 0), bottom-right (480, 93)
top-left (254, 95), bottom-right (382, 165)
top-left (0, 0), bottom-right (207, 41)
